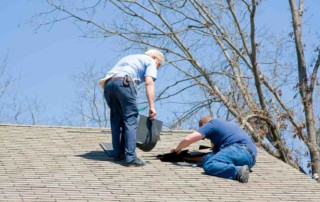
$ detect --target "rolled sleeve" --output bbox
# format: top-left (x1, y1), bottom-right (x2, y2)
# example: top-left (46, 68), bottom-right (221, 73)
top-left (144, 60), bottom-right (157, 80)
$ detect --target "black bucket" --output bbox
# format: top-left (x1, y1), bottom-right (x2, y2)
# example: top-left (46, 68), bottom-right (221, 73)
top-left (136, 115), bottom-right (163, 152)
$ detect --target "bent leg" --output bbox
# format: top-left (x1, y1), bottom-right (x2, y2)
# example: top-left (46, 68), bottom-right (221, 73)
top-left (202, 145), bottom-right (253, 180)
top-left (202, 152), bottom-right (238, 180)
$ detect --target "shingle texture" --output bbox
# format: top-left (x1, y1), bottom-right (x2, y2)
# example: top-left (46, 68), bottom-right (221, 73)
top-left (1, 124), bottom-right (320, 201)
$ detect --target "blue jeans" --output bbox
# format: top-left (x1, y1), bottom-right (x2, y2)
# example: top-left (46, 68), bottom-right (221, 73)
top-left (104, 79), bottom-right (138, 162)
top-left (202, 144), bottom-right (255, 180)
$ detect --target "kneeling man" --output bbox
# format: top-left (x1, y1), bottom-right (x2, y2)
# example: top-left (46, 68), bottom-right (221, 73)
top-left (171, 115), bottom-right (257, 183)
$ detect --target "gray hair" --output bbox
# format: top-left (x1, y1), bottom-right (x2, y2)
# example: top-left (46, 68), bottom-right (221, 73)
top-left (145, 49), bottom-right (164, 61)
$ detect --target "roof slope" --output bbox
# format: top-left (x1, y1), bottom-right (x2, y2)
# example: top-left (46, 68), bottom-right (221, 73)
top-left (1, 124), bottom-right (320, 201)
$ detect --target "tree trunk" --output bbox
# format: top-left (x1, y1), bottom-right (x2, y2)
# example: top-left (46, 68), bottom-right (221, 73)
top-left (305, 102), bottom-right (319, 179)
top-left (289, 0), bottom-right (319, 179)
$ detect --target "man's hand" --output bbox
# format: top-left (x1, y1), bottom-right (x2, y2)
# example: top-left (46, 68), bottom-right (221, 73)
top-left (171, 147), bottom-right (181, 154)
top-left (170, 131), bottom-right (205, 154)
top-left (149, 108), bottom-right (157, 120)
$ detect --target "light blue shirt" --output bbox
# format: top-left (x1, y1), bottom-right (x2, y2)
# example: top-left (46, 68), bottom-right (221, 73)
top-left (108, 54), bottom-right (157, 85)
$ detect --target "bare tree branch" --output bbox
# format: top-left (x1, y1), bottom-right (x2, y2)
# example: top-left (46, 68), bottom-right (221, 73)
top-left (36, 0), bottom-right (320, 176)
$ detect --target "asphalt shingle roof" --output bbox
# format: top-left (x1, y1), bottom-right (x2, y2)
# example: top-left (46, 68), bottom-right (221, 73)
top-left (1, 124), bottom-right (320, 201)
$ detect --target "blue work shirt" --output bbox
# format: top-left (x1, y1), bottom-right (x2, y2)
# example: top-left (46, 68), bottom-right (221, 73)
top-left (108, 54), bottom-right (157, 85)
top-left (197, 119), bottom-right (257, 159)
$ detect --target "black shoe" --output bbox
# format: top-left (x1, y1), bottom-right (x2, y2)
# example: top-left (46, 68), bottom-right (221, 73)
top-left (105, 150), bottom-right (124, 161)
top-left (121, 158), bottom-right (146, 167)
top-left (236, 165), bottom-right (250, 183)
top-left (114, 155), bottom-right (125, 162)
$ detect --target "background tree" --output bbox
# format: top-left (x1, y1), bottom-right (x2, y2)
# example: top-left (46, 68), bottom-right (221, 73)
top-left (0, 54), bottom-right (46, 125)
top-left (36, 0), bottom-right (320, 179)
top-left (0, 55), bottom-right (10, 106)
top-left (288, 0), bottom-right (320, 178)
top-left (69, 63), bottom-right (109, 127)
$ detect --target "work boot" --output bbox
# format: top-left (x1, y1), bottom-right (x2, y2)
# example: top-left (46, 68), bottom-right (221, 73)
top-left (236, 165), bottom-right (250, 183)
top-left (121, 157), bottom-right (146, 167)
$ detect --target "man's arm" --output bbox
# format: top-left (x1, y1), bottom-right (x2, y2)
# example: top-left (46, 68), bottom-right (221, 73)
top-left (145, 76), bottom-right (156, 120)
top-left (171, 131), bottom-right (205, 153)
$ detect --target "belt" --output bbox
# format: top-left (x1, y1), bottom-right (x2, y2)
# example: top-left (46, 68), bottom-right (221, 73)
top-left (105, 77), bottom-right (124, 86)
top-left (110, 77), bottom-right (134, 82)
top-left (109, 77), bottom-right (125, 81)
top-left (241, 145), bottom-right (256, 164)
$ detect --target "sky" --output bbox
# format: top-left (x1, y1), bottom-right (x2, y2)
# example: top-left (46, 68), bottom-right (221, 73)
top-left (1, 0), bottom-right (121, 123)
top-left (0, 0), bottom-right (319, 125)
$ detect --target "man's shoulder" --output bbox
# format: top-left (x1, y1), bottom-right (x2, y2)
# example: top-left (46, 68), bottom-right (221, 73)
top-left (208, 119), bottom-right (226, 125)
top-left (198, 121), bottom-right (215, 136)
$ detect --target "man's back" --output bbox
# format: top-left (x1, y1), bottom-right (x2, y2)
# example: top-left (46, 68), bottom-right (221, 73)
top-left (198, 119), bottom-right (257, 158)
top-left (110, 54), bottom-right (157, 84)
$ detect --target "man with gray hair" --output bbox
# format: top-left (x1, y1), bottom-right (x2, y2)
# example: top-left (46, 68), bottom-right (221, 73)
top-left (100, 49), bottom-right (164, 167)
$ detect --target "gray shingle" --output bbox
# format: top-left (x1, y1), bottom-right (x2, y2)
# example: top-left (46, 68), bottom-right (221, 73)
top-left (1, 124), bottom-right (320, 201)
